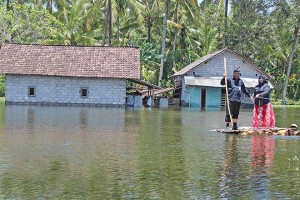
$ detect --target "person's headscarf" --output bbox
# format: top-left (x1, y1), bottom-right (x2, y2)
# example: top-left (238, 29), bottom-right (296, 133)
top-left (258, 75), bottom-right (268, 85)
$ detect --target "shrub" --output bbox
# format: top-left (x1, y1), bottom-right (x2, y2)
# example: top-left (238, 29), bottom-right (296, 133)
top-left (0, 75), bottom-right (5, 97)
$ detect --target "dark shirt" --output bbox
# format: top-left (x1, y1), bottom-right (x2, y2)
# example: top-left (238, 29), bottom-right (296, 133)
top-left (253, 83), bottom-right (271, 106)
top-left (221, 76), bottom-right (250, 102)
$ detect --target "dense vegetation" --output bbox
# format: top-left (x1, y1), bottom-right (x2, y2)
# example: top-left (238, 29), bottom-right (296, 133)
top-left (0, 0), bottom-right (299, 104)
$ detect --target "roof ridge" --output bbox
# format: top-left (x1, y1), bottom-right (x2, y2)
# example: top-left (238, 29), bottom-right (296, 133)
top-left (3, 42), bottom-right (139, 49)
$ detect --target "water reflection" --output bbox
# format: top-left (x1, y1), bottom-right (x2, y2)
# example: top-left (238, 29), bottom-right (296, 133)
top-left (0, 105), bottom-right (300, 199)
top-left (125, 108), bottom-right (188, 199)
top-left (5, 105), bottom-right (126, 132)
top-left (1, 105), bottom-right (128, 199)
top-left (251, 136), bottom-right (274, 199)
top-left (218, 135), bottom-right (250, 198)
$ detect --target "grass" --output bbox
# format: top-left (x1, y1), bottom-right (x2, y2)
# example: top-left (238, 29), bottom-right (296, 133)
top-left (0, 97), bottom-right (5, 102)
top-left (273, 105), bottom-right (300, 108)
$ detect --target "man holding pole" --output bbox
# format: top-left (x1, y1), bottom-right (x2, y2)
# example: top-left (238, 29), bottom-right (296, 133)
top-left (221, 67), bottom-right (251, 130)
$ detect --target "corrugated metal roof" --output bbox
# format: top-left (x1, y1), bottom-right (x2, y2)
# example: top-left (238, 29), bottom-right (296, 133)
top-left (128, 79), bottom-right (160, 89)
top-left (184, 76), bottom-right (274, 89)
top-left (140, 87), bottom-right (174, 97)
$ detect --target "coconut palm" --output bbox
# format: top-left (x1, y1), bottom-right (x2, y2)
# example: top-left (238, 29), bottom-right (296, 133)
top-left (281, 0), bottom-right (300, 104)
top-left (46, 0), bottom-right (96, 45)
top-left (158, 0), bottom-right (170, 86)
top-left (168, 0), bottom-right (199, 71)
top-left (101, 0), bottom-right (143, 46)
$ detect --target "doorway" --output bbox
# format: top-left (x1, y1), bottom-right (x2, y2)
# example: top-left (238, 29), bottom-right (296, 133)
top-left (221, 88), bottom-right (226, 107)
top-left (201, 89), bottom-right (206, 109)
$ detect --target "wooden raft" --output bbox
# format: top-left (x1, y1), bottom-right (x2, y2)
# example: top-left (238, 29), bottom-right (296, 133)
top-left (210, 127), bottom-right (299, 136)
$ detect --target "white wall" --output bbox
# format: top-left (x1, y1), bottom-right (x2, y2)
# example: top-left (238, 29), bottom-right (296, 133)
top-left (5, 75), bottom-right (126, 106)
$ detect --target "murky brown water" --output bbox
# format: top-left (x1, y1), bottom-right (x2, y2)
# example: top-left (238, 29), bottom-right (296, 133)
top-left (0, 102), bottom-right (300, 199)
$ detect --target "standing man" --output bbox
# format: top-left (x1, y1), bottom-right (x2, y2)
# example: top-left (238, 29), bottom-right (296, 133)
top-left (221, 68), bottom-right (251, 130)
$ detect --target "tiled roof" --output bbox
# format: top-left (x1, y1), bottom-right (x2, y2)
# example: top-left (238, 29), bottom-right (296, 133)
top-left (172, 47), bottom-right (265, 76)
top-left (0, 43), bottom-right (140, 79)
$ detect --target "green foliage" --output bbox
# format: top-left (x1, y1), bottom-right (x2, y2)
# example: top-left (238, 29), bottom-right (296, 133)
top-left (0, 75), bottom-right (5, 97)
top-left (140, 42), bottom-right (161, 84)
top-left (288, 74), bottom-right (300, 99)
top-left (0, 0), bottom-right (299, 101)
top-left (0, 3), bottom-right (65, 44)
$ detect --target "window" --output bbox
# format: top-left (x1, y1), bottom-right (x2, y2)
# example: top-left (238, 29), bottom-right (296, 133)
top-left (80, 87), bottom-right (88, 98)
top-left (28, 86), bottom-right (35, 97)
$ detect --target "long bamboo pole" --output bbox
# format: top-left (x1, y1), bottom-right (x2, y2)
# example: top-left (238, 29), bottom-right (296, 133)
top-left (224, 57), bottom-right (233, 127)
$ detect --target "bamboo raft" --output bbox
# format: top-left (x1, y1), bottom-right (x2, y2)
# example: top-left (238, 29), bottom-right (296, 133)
top-left (211, 126), bottom-right (299, 136)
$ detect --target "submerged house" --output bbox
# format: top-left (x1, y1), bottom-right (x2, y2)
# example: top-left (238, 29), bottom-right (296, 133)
top-left (0, 43), bottom-right (143, 107)
top-left (172, 48), bottom-right (273, 108)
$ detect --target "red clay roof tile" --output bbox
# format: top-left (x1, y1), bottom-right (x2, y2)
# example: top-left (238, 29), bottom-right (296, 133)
top-left (0, 43), bottom-right (140, 79)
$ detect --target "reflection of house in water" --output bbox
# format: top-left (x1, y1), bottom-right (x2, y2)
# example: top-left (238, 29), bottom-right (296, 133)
top-left (5, 106), bottom-right (126, 134)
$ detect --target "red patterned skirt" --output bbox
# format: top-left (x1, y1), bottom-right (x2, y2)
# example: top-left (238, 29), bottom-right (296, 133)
top-left (252, 103), bottom-right (275, 129)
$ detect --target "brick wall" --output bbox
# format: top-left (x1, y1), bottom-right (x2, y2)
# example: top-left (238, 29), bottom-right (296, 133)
top-left (5, 75), bottom-right (126, 107)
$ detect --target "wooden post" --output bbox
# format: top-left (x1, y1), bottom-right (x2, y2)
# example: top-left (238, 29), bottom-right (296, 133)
top-left (224, 57), bottom-right (233, 126)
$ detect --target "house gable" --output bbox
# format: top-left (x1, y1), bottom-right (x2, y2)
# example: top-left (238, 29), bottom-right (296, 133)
top-left (174, 49), bottom-right (265, 79)
top-left (174, 48), bottom-right (272, 107)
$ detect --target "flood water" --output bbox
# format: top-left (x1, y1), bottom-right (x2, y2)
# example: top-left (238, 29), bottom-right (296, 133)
top-left (0, 102), bottom-right (300, 199)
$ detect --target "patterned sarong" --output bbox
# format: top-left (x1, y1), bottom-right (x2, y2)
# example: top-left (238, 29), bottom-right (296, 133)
top-left (252, 103), bottom-right (275, 129)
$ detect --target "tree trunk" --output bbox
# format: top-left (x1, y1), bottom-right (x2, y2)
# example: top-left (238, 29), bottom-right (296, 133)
top-left (282, 23), bottom-right (300, 104)
top-left (146, 17), bottom-right (151, 43)
top-left (47, 0), bottom-right (53, 14)
top-left (237, 1), bottom-right (242, 53)
top-left (158, 0), bottom-right (169, 87)
top-left (223, 0), bottom-right (228, 48)
top-left (108, 0), bottom-right (112, 46)
top-left (117, 14), bottom-right (120, 45)
top-left (172, 0), bottom-right (179, 70)
top-left (180, 27), bottom-right (186, 67)
top-left (102, 6), bottom-right (109, 46)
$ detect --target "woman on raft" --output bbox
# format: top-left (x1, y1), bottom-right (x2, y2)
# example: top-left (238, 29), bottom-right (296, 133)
top-left (251, 75), bottom-right (276, 129)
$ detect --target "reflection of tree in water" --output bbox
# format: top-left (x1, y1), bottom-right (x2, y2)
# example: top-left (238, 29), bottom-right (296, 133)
top-left (0, 101), bottom-right (5, 128)
top-left (26, 106), bottom-right (36, 134)
top-left (251, 135), bottom-right (274, 199)
top-left (133, 109), bottom-right (188, 199)
top-left (218, 135), bottom-right (248, 198)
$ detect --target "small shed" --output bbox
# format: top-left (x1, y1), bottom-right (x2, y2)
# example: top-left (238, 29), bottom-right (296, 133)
top-left (0, 43), bottom-right (142, 107)
top-left (172, 47), bottom-right (273, 108)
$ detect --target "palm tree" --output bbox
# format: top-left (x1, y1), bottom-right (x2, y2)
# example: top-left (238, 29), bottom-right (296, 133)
top-left (101, 0), bottom-right (143, 46)
top-left (140, 42), bottom-right (161, 84)
top-left (158, 0), bottom-right (170, 87)
top-left (169, 0), bottom-right (199, 71)
top-left (281, 1), bottom-right (300, 104)
top-left (223, 0), bottom-right (228, 47)
top-left (137, 0), bottom-right (161, 43)
top-left (46, 0), bottom-right (95, 45)
top-left (282, 22), bottom-right (300, 104)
